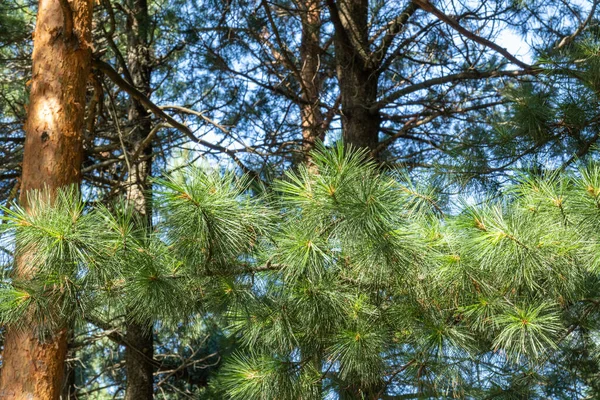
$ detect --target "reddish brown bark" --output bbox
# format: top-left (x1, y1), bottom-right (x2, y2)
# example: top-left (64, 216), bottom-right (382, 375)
top-left (0, 0), bottom-right (93, 397)
top-left (299, 0), bottom-right (325, 158)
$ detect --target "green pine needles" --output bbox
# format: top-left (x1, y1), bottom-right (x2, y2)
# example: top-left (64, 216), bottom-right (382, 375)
top-left (3, 143), bottom-right (600, 397)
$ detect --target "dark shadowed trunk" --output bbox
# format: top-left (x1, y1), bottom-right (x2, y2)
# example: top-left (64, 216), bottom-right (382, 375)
top-left (124, 317), bottom-right (154, 400)
top-left (328, 3), bottom-right (390, 396)
top-left (123, 0), bottom-right (155, 397)
top-left (60, 330), bottom-right (76, 399)
top-left (329, 0), bottom-right (380, 150)
top-left (0, 0), bottom-right (92, 397)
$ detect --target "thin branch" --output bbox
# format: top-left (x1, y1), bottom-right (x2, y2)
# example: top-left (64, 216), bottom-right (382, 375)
top-left (93, 59), bottom-right (257, 178)
top-left (555, 0), bottom-right (599, 49)
top-left (372, 2), bottom-right (419, 67)
top-left (372, 68), bottom-right (535, 111)
top-left (413, 0), bottom-right (532, 70)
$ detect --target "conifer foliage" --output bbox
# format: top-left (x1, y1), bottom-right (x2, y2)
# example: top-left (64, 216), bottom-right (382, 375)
top-left (2, 144), bottom-right (600, 397)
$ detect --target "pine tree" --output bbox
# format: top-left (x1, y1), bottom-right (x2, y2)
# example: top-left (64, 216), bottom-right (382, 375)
top-left (5, 144), bottom-right (600, 397)
top-left (122, 0), bottom-right (156, 395)
top-left (0, 0), bottom-right (94, 397)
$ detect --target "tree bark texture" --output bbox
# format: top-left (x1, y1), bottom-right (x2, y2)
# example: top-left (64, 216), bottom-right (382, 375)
top-left (0, 0), bottom-right (93, 398)
top-left (331, 0), bottom-right (380, 150)
top-left (299, 0), bottom-right (325, 157)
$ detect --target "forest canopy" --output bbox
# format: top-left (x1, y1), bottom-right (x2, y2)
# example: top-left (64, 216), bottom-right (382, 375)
top-left (0, 0), bottom-right (600, 398)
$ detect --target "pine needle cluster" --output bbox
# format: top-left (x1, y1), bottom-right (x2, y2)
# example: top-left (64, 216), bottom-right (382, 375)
top-left (3, 144), bottom-right (600, 397)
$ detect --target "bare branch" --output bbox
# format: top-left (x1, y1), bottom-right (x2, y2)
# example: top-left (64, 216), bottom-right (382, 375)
top-left (413, 0), bottom-right (532, 70)
top-left (93, 59), bottom-right (257, 177)
top-left (555, 0), bottom-right (599, 49)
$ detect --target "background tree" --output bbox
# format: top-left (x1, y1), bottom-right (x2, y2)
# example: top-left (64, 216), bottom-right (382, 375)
top-left (1, 0), bottom-right (600, 397)
top-left (0, 0), bottom-right (33, 204)
top-left (121, 0), bottom-right (156, 396)
top-left (192, 0), bottom-right (600, 180)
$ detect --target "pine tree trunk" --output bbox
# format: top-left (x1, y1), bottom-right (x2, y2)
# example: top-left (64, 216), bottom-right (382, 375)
top-left (60, 330), bottom-right (76, 399)
top-left (0, 0), bottom-right (92, 398)
top-left (331, 0), bottom-right (380, 150)
top-left (330, 1), bottom-right (384, 394)
top-left (338, 69), bottom-right (379, 150)
top-left (124, 321), bottom-right (154, 400)
top-left (298, 4), bottom-right (327, 388)
top-left (299, 0), bottom-right (325, 158)
top-left (123, 0), bottom-right (155, 397)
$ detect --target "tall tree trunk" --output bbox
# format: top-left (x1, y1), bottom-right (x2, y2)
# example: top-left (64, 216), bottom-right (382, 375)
top-left (330, 0), bottom-right (380, 150)
top-left (123, 0), bottom-right (155, 397)
top-left (0, 0), bottom-right (92, 398)
top-left (298, 3), bottom-right (326, 392)
top-left (330, 3), bottom-right (385, 396)
top-left (124, 319), bottom-right (154, 400)
top-left (338, 66), bottom-right (379, 150)
top-left (299, 0), bottom-right (325, 158)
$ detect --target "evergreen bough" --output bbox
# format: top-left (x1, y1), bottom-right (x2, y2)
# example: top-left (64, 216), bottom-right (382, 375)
top-left (3, 144), bottom-right (600, 398)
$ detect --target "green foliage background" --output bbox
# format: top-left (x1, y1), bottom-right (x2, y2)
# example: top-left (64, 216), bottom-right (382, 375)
top-left (3, 144), bottom-right (600, 398)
